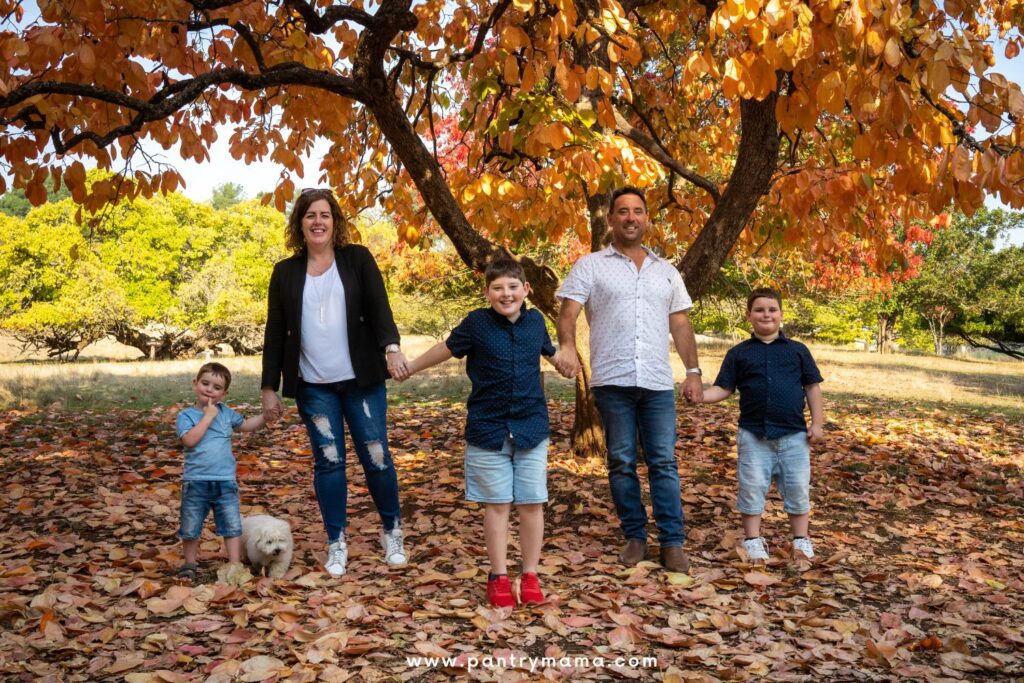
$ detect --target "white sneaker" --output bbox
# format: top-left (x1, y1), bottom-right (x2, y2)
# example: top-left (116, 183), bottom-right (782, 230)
top-left (380, 526), bottom-right (408, 568)
top-left (325, 539), bottom-right (347, 577)
top-left (792, 537), bottom-right (815, 559)
top-left (741, 537), bottom-right (770, 562)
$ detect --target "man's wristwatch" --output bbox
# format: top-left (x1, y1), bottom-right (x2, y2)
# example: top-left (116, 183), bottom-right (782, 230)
top-left (685, 367), bottom-right (702, 376)
top-left (385, 344), bottom-right (401, 354)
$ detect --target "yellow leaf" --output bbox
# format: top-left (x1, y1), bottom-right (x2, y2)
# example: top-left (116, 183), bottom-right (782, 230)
top-left (287, 30), bottom-right (305, 49)
top-left (747, 19), bottom-right (769, 46)
top-left (883, 37), bottom-right (902, 68)
top-left (521, 62), bottom-right (538, 91)
top-left (926, 59), bottom-right (950, 93)
top-left (816, 70), bottom-right (844, 114)
top-left (865, 27), bottom-right (885, 57)
top-left (747, 54), bottom-right (776, 100)
top-left (666, 572), bottom-right (694, 586)
top-left (723, 56), bottom-right (742, 100)
top-left (513, 0), bottom-right (533, 11)
top-left (607, 42), bottom-right (619, 64)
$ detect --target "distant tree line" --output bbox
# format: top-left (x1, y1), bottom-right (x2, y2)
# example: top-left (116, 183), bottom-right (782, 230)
top-left (1, 174), bottom-right (1021, 362)
top-left (692, 209), bottom-right (1024, 359)
top-left (0, 173), bottom-right (285, 360)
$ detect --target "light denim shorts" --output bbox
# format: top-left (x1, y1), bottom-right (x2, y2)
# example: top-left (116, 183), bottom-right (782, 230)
top-left (178, 480), bottom-right (242, 540)
top-left (736, 428), bottom-right (811, 515)
top-left (465, 437), bottom-right (549, 504)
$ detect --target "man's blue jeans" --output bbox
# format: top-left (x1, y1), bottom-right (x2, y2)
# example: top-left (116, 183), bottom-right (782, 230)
top-left (295, 379), bottom-right (401, 542)
top-left (592, 385), bottom-right (684, 547)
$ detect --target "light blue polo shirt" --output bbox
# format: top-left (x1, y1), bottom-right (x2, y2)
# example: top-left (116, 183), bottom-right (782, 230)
top-left (176, 404), bottom-right (244, 481)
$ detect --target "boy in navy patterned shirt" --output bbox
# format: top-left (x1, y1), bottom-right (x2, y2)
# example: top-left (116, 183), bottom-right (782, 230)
top-left (702, 288), bottom-right (824, 563)
top-left (396, 257), bottom-right (560, 607)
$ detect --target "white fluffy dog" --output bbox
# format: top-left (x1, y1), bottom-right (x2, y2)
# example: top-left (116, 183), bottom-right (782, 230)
top-left (241, 515), bottom-right (294, 578)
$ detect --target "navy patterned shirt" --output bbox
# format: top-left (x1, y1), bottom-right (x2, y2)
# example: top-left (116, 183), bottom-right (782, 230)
top-left (446, 306), bottom-right (556, 450)
top-left (713, 331), bottom-right (824, 439)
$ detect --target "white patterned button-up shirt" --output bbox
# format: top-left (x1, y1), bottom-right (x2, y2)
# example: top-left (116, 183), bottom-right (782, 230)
top-left (558, 245), bottom-right (692, 391)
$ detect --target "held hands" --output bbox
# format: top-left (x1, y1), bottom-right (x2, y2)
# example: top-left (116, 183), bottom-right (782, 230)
top-left (681, 374), bottom-right (704, 404)
top-left (388, 351), bottom-right (411, 381)
top-left (551, 347), bottom-right (580, 379)
top-left (261, 389), bottom-right (283, 423)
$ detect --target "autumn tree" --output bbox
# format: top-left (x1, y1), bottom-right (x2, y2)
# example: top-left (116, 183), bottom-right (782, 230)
top-left (3, 0), bottom-right (1024, 447)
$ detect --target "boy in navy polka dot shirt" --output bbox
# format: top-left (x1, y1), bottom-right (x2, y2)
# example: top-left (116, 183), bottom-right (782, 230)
top-left (396, 256), bottom-right (562, 608)
top-left (702, 287), bottom-right (824, 564)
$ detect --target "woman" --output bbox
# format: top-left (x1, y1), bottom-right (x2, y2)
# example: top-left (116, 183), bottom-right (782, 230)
top-left (261, 188), bottom-right (409, 577)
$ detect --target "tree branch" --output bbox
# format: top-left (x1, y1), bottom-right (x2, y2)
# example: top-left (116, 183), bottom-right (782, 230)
top-left (277, 0), bottom-right (380, 33)
top-left (610, 104), bottom-right (721, 201)
top-left (955, 330), bottom-right (1024, 360)
top-left (2, 67), bottom-right (365, 153)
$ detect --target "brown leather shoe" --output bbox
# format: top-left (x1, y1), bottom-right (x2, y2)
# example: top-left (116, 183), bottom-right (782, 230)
top-left (659, 546), bottom-right (690, 573)
top-left (618, 538), bottom-right (648, 565)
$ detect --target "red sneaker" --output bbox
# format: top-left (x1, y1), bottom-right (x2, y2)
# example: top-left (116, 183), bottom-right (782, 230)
top-left (519, 572), bottom-right (545, 605)
top-left (486, 575), bottom-right (517, 608)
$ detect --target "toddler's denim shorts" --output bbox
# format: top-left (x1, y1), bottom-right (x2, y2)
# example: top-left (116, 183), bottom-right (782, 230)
top-left (177, 480), bottom-right (242, 539)
top-left (465, 437), bottom-right (549, 504)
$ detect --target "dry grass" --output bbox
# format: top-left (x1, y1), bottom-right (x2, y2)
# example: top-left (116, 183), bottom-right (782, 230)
top-left (1, 334), bottom-right (1021, 417)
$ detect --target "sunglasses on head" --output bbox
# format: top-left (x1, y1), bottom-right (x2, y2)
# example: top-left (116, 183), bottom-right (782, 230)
top-left (300, 187), bottom-right (333, 195)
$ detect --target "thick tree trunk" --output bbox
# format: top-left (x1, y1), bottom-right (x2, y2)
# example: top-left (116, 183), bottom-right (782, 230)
top-left (356, 1), bottom-right (561, 314)
top-left (564, 191), bottom-right (612, 458)
top-left (678, 95), bottom-right (780, 299)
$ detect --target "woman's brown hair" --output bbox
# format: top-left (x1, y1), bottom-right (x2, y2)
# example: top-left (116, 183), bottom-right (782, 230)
top-left (285, 188), bottom-right (350, 253)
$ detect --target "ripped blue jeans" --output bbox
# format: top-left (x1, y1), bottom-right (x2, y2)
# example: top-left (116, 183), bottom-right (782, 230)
top-left (295, 379), bottom-right (401, 542)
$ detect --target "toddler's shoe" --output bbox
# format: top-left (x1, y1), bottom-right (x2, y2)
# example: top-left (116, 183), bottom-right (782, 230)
top-left (486, 574), bottom-right (517, 608)
top-left (519, 572), bottom-right (545, 605)
top-left (792, 537), bottom-right (815, 559)
top-left (741, 537), bottom-right (770, 562)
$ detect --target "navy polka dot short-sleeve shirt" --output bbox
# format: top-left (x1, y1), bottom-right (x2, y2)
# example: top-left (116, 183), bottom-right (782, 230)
top-left (446, 306), bottom-right (556, 450)
top-left (713, 331), bottom-right (824, 439)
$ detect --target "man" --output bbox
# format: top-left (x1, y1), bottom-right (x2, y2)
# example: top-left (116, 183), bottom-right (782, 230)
top-left (553, 186), bottom-right (703, 573)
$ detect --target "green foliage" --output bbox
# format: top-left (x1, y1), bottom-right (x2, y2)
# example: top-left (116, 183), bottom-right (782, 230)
top-left (896, 209), bottom-right (1024, 356)
top-left (785, 294), bottom-right (877, 346)
top-left (0, 186), bottom-right (70, 218)
top-left (366, 220), bottom-right (482, 339)
top-left (0, 190), bottom-right (30, 218)
top-left (210, 182), bottom-right (246, 210)
top-left (0, 175), bottom-right (287, 360)
top-left (179, 201), bottom-right (289, 353)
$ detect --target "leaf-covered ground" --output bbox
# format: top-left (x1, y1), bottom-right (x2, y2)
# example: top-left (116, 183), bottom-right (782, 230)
top-left (0, 399), bottom-right (1022, 682)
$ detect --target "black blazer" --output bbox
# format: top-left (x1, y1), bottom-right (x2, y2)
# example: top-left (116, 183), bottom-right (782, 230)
top-left (261, 244), bottom-right (400, 397)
